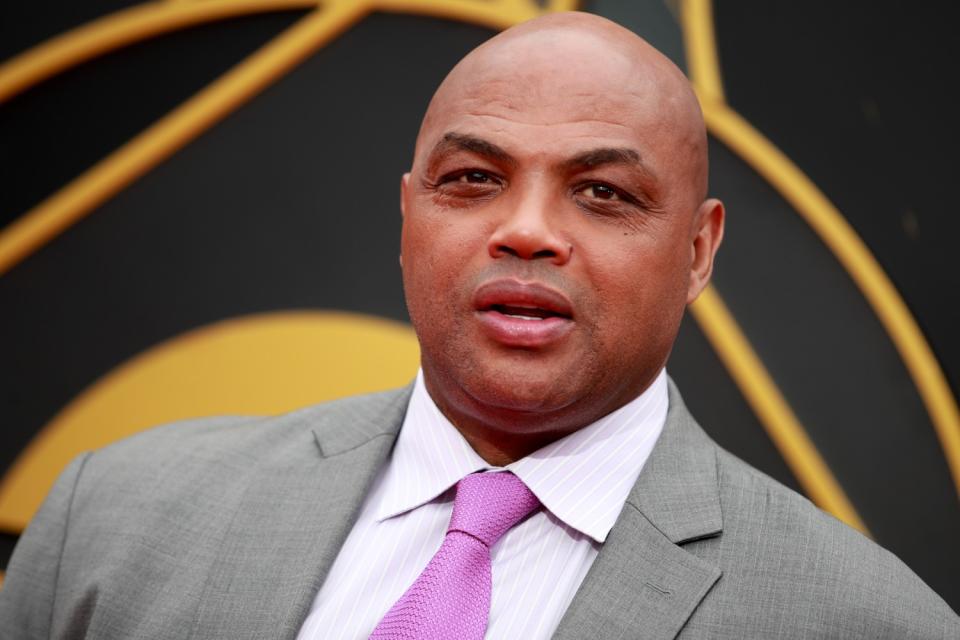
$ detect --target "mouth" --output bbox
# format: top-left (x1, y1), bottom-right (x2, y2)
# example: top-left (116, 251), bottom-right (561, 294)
top-left (473, 280), bottom-right (575, 347)
top-left (486, 304), bottom-right (569, 321)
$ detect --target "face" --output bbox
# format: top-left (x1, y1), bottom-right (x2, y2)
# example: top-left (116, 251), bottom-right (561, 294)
top-left (401, 31), bottom-right (722, 441)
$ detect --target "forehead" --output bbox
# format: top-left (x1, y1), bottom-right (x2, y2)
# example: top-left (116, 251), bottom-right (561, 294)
top-left (418, 35), bottom-right (684, 166)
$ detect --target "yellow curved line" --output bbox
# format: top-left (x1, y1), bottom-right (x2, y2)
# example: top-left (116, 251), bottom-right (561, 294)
top-left (0, 1), bottom-right (372, 277)
top-left (705, 101), bottom-right (960, 498)
top-left (679, 0), bottom-right (723, 103)
top-left (682, 0), bottom-right (960, 498)
top-left (0, 311), bottom-right (420, 534)
top-left (678, 0), bottom-right (870, 529)
top-left (370, 0), bottom-right (539, 27)
top-left (691, 287), bottom-right (868, 532)
top-left (0, 0), bottom-right (550, 106)
top-left (0, 0), bottom-right (322, 104)
top-left (545, 0), bottom-right (579, 12)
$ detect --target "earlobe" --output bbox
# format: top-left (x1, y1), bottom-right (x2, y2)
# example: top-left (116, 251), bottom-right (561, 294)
top-left (687, 198), bottom-right (725, 304)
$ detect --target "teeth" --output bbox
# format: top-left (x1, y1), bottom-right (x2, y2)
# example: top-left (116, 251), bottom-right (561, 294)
top-left (506, 314), bottom-right (542, 320)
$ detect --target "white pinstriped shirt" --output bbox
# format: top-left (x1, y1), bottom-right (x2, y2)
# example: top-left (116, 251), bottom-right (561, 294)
top-left (297, 368), bottom-right (668, 640)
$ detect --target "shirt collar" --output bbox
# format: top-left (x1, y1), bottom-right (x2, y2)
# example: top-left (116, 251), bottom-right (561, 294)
top-left (376, 369), bottom-right (669, 543)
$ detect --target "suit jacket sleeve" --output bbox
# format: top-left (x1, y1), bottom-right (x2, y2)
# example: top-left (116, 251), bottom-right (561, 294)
top-left (0, 453), bottom-right (92, 639)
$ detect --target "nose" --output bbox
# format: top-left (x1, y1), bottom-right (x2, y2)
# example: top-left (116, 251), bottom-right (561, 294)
top-left (487, 192), bottom-right (572, 265)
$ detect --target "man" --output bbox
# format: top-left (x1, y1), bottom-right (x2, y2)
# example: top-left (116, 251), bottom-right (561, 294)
top-left (1, 11), bottom-right (957, 640)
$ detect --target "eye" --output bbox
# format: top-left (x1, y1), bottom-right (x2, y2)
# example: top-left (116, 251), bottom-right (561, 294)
top-left (455, 171), bottom-right (494, 184)
top-left (579, 183), bottom-right (621, 201)
top-left (427, 169), bottom-right (503, 207)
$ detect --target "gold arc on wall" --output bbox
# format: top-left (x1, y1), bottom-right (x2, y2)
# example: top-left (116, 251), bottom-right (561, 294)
top-left (0, 312), bottom-right (421, 534)
top-left (0, 0), bottom-right (557, 104)
top-left (0, 0), bottom-right (322, 104)
top-left (0, 1), bottom-right (371, 278)
top-left (690, 288), bottom-right (867, 531)
top-left (0, 0), bottom-right (876, 533)
top-left (681, 0), bottom-right (960, 498)
top-left (680, 0), bottom-right (723, 103)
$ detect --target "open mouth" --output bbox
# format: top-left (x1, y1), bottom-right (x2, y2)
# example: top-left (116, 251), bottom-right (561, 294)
top-left (487, 304), bottom-right (569, 321)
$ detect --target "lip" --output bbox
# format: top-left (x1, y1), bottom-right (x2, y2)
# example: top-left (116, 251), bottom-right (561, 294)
top-left (473, 279), bottom-right (575, 348)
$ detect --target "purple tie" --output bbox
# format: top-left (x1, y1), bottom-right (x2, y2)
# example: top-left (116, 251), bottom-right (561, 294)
top-left (369, 471), bottom-right (541, 640)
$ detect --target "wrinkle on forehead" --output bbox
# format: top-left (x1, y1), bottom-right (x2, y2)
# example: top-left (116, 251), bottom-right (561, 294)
top-left (414, 11), bottom-right (708, 201)
top-left (458, 105), bottom-right (639, 132)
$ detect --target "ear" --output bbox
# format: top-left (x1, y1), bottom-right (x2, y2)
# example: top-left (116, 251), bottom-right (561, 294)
top-left (399, 173), bottom-right (411, 268)
top-left (400, 172), bottom-right (411, 218)
top-left (687, 198), bottom-right (725, 304)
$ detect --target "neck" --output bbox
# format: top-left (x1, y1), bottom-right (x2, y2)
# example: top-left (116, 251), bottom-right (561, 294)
top-left (453, 422), bottom-right (569, 466)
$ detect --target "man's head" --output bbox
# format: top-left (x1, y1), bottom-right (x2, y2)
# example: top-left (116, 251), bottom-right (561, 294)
top-left (400, 12), bottom-right (724, 463)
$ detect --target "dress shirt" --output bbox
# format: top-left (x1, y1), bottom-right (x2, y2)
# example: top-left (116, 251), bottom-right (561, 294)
top-left (297, 368), bottom-right (668, 640)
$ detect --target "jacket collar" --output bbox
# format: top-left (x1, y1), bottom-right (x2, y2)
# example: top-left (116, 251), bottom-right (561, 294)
top-left (309, 377), bottom-right (724, 543)
top-left (309, 385), bottom-right (412, 457)
top-left (553, 379), bottom-right (724, 639)
top-left (626, 378), bottom-right (724, 544)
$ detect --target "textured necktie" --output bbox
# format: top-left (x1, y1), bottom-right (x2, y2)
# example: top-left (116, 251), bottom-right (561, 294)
top-left (369, 471), bottom-right (541, 640)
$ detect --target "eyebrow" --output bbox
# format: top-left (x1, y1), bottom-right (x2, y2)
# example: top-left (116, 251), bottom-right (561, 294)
top-left (563, 146), bottom-right (660, 191)
top-left (427, 132), bottom-right (514, 166)
top-left (563, 147), bottom-right (642, 170)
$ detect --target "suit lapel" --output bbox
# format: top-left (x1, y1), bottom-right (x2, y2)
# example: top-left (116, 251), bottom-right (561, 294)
top-left (189, 386), bottom-right (412, 640)
top-left (554, 380), bottom-right (723, 639)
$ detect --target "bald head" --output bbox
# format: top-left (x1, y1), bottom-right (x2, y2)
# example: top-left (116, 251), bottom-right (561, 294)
top-left (415, 11), bottom-right (709, 203)
top-left (399, 11), bottom-right (724, 463)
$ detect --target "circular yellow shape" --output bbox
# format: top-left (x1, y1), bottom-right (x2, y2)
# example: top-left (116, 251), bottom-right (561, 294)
top-left (0, 311), bottom-right (420, 533)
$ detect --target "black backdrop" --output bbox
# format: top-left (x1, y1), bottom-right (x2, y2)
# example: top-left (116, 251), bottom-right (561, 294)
top-left (2, 0), bottom-right (958, 610)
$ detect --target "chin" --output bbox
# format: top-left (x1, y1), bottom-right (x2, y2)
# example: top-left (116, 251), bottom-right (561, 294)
top-left (422, 340), bottom-right (589, 424)
top-left (461, 366), bottom-right (576, 417)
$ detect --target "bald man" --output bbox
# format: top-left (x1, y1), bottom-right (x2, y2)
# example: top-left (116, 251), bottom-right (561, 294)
top-left (1, 12), bottom-right (957, 640)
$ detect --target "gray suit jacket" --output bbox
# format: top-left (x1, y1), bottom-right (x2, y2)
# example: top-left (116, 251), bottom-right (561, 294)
top-left (1, 382), bottom-right (957, 639)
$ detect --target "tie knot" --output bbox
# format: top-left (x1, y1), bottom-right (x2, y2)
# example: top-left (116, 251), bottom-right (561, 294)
top-left (447, 472), bottom-right (540, 547)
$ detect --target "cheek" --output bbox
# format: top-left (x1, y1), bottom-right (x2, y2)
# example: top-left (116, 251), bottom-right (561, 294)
top-left (401, 213), bottom-right (483, 313)
top-left (404, 202), bottom-right (495, 266)
top-left (597, 233), bottom-right (686, 290)
top-left (589, 238), bottom-right (691, 335)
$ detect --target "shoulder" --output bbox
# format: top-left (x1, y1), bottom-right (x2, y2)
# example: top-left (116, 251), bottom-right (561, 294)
top-left (69, 386), bottom-right (410, 508)
top-left (689, 444), bottom-right (958, 636)
top-left (95, 386), bottom-right (408, 456)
